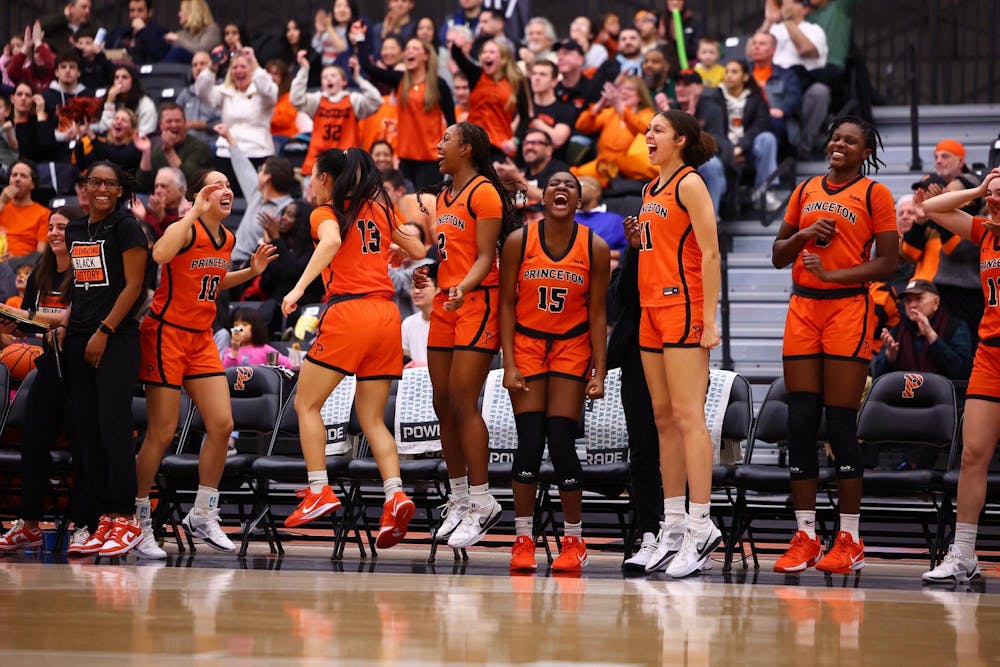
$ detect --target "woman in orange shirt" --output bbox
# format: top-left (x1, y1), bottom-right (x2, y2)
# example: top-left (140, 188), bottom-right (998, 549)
top-left (771, 116), bottom-right (898, 576)
top-left (281, 148), bottom-right (425, 549)
top-left (449, 34), bottom-right (530, 161)
top-left (414, 122), bottom-right (517, 549)
top-left (624, 110), bottom-right (722, 578)
top-left (572, 75), bottom-right (657, 188)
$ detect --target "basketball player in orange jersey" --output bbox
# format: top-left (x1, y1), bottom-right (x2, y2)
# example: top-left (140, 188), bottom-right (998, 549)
top-left (920, 168), bottom-right (1000, 583)
top-left (771, 116), bottom-right (898, 574)
top-left (500, 171), bottom-right (610, 573)
top-left (281, 148), bottom-right (426, 549)
top-left (412, 122), bottom-right (518, 548)
top-left (623, 110), bottom-right (723, 578)
top-left (131, 172), bottom-right (278, 558)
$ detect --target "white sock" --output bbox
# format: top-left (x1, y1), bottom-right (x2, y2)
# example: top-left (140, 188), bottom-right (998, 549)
top-left (450, 475), bottom-right (469, 499)
top-left (795, 510), bottom-right (817, 539)
top-left (469, 483), bottom-right (490, 506)
top-left (688, 501), bottom-right (712, 531)
top-left (514, 516), bottom-right (533, 537)
top-left (663, 496), bottom-right (686, 530)
top-left (194, 486), bottom-right (219, 512)
top-left (135, 497), bottom-right (151, 524)
top-left (953, 522), bottom-right (978, 557)
top-left (383, 476), bottom-right (403, 501)
top-left (307, 471), bottom-right (329, 495)
top-left (840, 513), bottom-right (860, 541)
top-left (564, 520), bottom-right (582, 538)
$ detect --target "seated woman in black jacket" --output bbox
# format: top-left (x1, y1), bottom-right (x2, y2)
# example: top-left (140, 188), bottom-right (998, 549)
top-left (256, 199), bottom-right (323, 328)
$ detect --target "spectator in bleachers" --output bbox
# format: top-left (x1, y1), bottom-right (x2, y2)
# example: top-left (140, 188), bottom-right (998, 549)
top-left (140, 167), bottom-right (186, 238)
top-left (213, 23), bottom-right (252, 84)
top-left (746, 31), bottom-right (801, 150)
top-left (609, 27), bottom-right (643, 77)
top-left (634, 11), bottom-right (663, 55)
top-left (763, 0), bottom-right (831, 160)
top-left (95, 66), bottom-right (157, 137)
top-left (413, 16), bottom-right (454, 89)
top-left (266, 59), bottom-right (308, 153)
top-left (572, 75), bottom-right (657, 188)
top-left (370, 139), bottom-right (398, 171)
top-left (554, 39), bottom-right (599, 114)
top-left (671, 69), bottom-right (727, 215)
top-left (107, 0), bottom-right (169, 65)
top-left (568, 16), bottom-right (608, 70)
top-left (39, 0), bottom-right (93, 57)
top-left (223, 307), bottom-right (292, 367)
top-left (518, 17), bottom-right (558, 70)
top-left (0, 96), bottom-right (17, 166)
top-left (213, 124), bottom-right (294, 267)
top-left (494, 128), bottom-right (568, 204)
top-left (162, 0), bottom-right (222, 64)
top-left (314, 1), bottom-right (367, 71)
top-left (897, 193), bottom-right (938, 286)
top-left (377, 36), bottom-right (405, 72)
top-left (7, 22), bottom-right (56, 95)
top-left (527, 60), bottom-right (575, 158)
top-left (256, 199), bottom-right (323, 323)
top-left (450, 33), bottom-right (530, 161)
top-left (1, 33), bottom-right (25, 88)
top-left (371, 0), bottom-right (417, 56)
top-left (11, 84), bottom-right (58, 164)
top-left (657, 0), bottom-right (702, 70)
top-left (41, 52), bottom-right (93, 129)
top-left (387, 215), bottom-right (429, 318)
top-left (642, 47), bottom-right (677, 111)
top-left (402, 267), bottom-right (435, 367)
top-left (135, 102), bottom-right (212, 194)
top-left (712, 58), bottom-right (781, 211)
top-left (440, 0), bottom-right (484, 46)
top-left (595, 13), bottom-right (620, 57)
top-left (575, 175), bottom-right (626, 270)
top-left (802, 0), bottom-right (857, 90)
top-left (195, 47), bottom-right (278, 164)
top-left (355, 35), bottom-right (454, 191)
top-left (71, 27), bottom-right (114, 91)
top-left (471, 9), bottom-right (516, 61)
top-left (0, 159), bottom-right (49, 261)
top-left (73, 107), bottom-right (143, 173)
top-left (482, 0), bottom-right (530, 45)
top-left (693, 37), bottom-right (725, 88)
top-left (277, 19), bottom-right (318, 85)
top-left (174, 51), bottom-right (221, 147)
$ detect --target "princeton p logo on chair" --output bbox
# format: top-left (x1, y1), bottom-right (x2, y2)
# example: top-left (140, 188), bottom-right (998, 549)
top-left (901, 373), bottom-right (924, 399)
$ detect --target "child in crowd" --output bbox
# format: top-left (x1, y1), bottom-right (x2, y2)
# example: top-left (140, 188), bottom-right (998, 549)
top-left (5, 263), bottom-right (31, 308)
top-left (223, 307), bottom-right (291, 367)
top-left (693, 37), bottom-right (724, 88)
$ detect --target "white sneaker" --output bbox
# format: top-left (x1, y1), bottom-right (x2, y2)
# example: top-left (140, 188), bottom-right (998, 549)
top-left (182, 508), bottom-right (235, 552)
top-left (645, 522), bottom-right (686, 573)
top-left (923, 544), bottom-right (981, 584)
top-left (133, 524), bottom-right (167, 560)
top-left (447, 495), bottom-right (502, 548)
top-left (66, 527), bottom-right (91, 556)
top-left (665, 522), bottom-right (723, 578)
top-left (436, 494), bottom-right (469, 540)
top-left (624, 532), bottom-right (659, 573)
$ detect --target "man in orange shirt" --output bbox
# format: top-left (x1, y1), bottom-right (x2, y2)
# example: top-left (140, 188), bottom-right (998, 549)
top-left (0, 159), bottom-right (49, 261)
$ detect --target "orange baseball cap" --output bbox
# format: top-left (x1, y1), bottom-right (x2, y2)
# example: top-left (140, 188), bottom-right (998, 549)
top-left (935, 139), bottom-right (965, 159)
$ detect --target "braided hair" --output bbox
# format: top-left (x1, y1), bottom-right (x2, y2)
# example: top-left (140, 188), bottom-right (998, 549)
top-left (825, 115), bottom-right (886, 176)
top-left (314, 148), bottom-right (397, 238)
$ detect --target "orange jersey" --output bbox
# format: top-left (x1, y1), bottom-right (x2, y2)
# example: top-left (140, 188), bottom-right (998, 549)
top-left (869, 280), bottom-right (900, 353)
top-left (395, 84), bottom-right (446, 162)
top-left (515, 220), bottom-right (592, 338)
top-left (785, 175), bottom-right (897, 291)
top-left (970, 216), bottom-right (1000, 342)
top-left (149, 220), bottom-right (233, 332)
top-left (636, 166), bottom-right (704, 308)
top-left (435, 175), bottom-right (503, 290)
top-left (302, 96), bottom-right (362, 174)
top-left (468, 76), bottom-right (515, 147)
top-left (357, 94), bottom-right (398, 154)
top-left (310, 201), bottom-right (395, 300)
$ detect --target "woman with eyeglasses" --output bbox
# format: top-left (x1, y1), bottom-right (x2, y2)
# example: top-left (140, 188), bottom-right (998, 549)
top-left (61, 161), bottom-right (149, 557)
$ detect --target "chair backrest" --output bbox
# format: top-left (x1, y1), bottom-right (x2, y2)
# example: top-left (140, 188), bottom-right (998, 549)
top-left (394, 367), bottom-right (441, 456)
top-left (584, 367), bottom-right (629, 464)
top-left (857, 371), bottom-right (956, 447)
top-left (1, 368), bottom-right (34, 437)
top-left (184, 366), bottom-right (284, 451)
top-left (721, 373), bottom-right (753, 443)
top-left (482, 368), bottom-right (517, 463)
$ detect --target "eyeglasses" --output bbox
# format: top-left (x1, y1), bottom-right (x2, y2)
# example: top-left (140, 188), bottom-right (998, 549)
top-left (85, 177), bottom-right (121, 190)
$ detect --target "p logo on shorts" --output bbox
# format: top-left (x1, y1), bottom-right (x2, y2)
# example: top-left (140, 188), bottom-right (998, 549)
top-left (234, 366), bottom-right (254, 392)
top-left (901, 373), bottom-right (924, 399)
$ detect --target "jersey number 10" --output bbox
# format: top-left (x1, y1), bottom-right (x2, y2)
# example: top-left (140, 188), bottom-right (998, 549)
top-left (197, 274), bottom-right (221, 301)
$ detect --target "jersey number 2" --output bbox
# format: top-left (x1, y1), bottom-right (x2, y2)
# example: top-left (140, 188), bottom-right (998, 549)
top-left (197, 274), bottom-right (221, 301)
top-left (356, 220), bottom-right (381, 254)
top-left (537, 286), bottom-right (567, 313)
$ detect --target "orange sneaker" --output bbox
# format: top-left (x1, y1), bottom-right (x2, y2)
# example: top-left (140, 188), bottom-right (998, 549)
top-left (284, 485), bottom-right (342, 528)
top-left (552, 535), bottom-right (588, 572)
top-left (376, 491), bottom-right (415, 549)
top-left (774, 530), bottom-right (823, 573)
top-left (510, 535), bottom-right (537, 572)
top-left (815, 531), bottom-right (865, 574)
top-left (99, 517), bottom-right (142, 556)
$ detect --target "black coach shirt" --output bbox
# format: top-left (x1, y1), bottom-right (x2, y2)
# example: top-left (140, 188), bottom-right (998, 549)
top-left (66, 208), bottom-right (148, 335)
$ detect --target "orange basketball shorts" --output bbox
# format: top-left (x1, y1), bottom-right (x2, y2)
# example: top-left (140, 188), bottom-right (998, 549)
top-left (968, 343), bottom-right (1000, 402)
top-left (306, 296), bottom-right (403, 380)
top-left (427, 287), bottom-right (500, 353)
top-left (139, 317), bottom-right (225, 388)
top-left (639, 303), bottom-right (704, 351)
top-left (782, 292), bottom-right (874, 362)
top-left (513, 331), bottom-right (592, 382)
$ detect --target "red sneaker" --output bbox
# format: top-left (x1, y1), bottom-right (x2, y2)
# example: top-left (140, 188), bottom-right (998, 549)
top-left (99, 517), bottom-right (142, 556)
top-left (376, 491), bottom-right (415, 549)
top-left (76, 516), bottom-right (115, 555)
top-left (552, 535), bottom-right (588, 572)
top-left (815, 531), bottom-right (865, 574)
top-left (284, 485), bottom-right (342, 528)
top-left (0, 520), bottom-right (43, 552)
top-left (510, 535), bottom-right (537, 572)
top-left (774, 530), bottom-right (823, 573)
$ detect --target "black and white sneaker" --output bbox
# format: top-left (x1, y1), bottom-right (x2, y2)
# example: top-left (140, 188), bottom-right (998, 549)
top-left (182, 508), bottom-right (235, 552)
top-left (665, 523), bottom-right (723, 578)
top-left (623, 532), bottom-right (658, 573)
top-left (922, 545), bottom-right (981, 584)
top-left (447, 495), bottom-right (502, 548)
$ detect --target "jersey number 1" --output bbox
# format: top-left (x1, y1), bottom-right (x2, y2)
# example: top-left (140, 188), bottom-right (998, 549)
top-left (639, 221), bottom-right (653, 251)
top-left (197, 274), bottom-right (221, 301)
top-left (537, 286), bottom-right (567, 313)
top-left (356, 220), bottom-right (381, 254)
top-left (988, 276), bottom-right (999, 307)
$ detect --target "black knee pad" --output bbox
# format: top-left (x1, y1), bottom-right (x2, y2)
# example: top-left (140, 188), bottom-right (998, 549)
top-left (512, 412), bottom-right (547, 485)
top-left (547, 416), bottom-right (583, 491)
top-left (787, 392), bottom-right (823, 481)
top-left (825, 406), bottom-right (864, 479)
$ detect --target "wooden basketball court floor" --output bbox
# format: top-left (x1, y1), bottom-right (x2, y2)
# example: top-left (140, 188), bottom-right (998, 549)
top-left (1, 544), bottom-right (998, 666)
